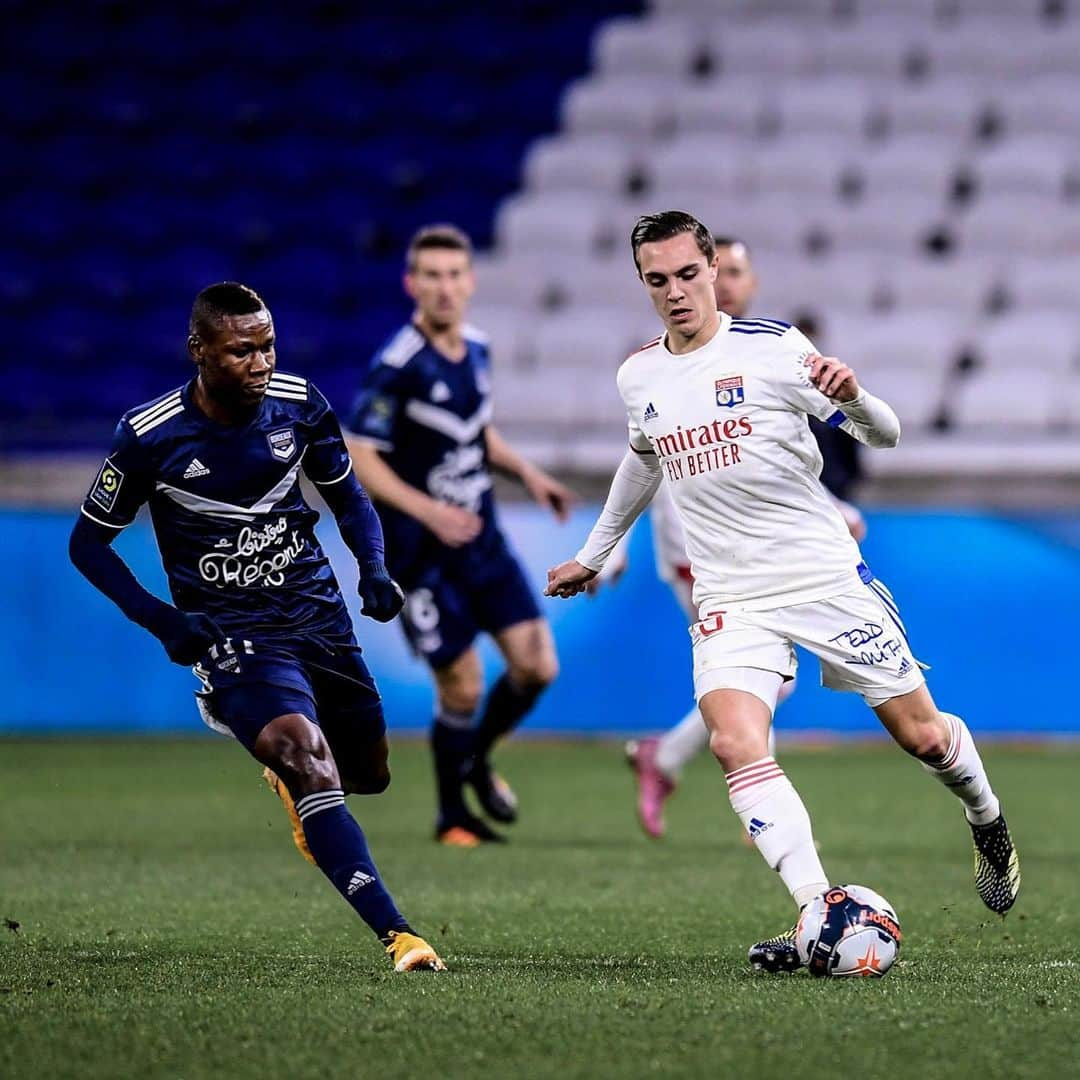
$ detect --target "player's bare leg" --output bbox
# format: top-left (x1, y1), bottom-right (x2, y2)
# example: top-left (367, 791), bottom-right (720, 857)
top-left (464, 617), bottom-right (558, 824)
top-left (629, 691), bottom-right (786, 840)
top-left (432, 647), bottom-right (504, 846)
top-left (701, 680), bottom-right (828, 972)
top-left (253, 713), bottom-right (444, 970)
top-left (875, 685), bottom-right (1020, 914)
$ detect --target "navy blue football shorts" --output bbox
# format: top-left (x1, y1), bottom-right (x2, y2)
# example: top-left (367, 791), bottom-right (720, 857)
top-left (398, 541), bottom-right (541, 670)
top-left (192, 634), bottom-right (385, 752)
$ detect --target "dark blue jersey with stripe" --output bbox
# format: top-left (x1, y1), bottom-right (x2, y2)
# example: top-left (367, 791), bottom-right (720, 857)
top-left (345, 322), bottom-right (502, 582)
top-left (80, 372), bottom-right (356, 640)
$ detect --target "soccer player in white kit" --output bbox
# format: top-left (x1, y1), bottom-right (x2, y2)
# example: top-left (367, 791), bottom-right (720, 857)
top-left (607, 238), bottom-right (866, 838)
top-left (546, 211), bottom-right (1020, 971)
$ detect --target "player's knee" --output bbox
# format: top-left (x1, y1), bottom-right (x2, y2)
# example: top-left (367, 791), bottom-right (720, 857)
top-left (890, 709), bottom-right (950, 760)
top-left (257, 714), bottom-right (339, 793)
top-left (438, 668), bottom-right (484, 714)
top-left (510, 651), bottom-right (559, 691)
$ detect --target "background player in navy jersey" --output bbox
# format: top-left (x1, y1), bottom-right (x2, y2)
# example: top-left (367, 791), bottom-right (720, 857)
top-left (346, 225), bottom-right (575, 847)
top-left (69, 282), bottom-right (445, 972)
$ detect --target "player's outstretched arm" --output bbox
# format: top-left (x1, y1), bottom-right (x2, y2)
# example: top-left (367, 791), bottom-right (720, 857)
top-left (347, 437), bottom-right (482, 548)
top-left (545, 448), bottom-right (661, 601)
top-left (485, 425), bottom-right (576, 522)
top-left (807, 355), bottom-right (901, 449)
top-left (68, 516), bottom-right (223, 665)
top-left (315, 469), bottom-right (404, 623)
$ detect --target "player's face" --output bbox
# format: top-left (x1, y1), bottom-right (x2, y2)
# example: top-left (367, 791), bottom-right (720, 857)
top-left (638, 233), bottom-right (719, 342)
top-left (713, 242), bottom-right (757, 318)
top-left (190, 309), bottom-right (276, 408)
top-left (405, 249), bottom-right (474, 329)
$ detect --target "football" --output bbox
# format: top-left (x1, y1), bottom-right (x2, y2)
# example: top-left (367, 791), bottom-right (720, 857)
top-left (796, 884), bottom-right (902, 978)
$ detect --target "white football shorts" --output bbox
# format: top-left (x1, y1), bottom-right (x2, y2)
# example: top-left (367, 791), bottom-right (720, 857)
top-left (690, 577), bottom-right (927, 708)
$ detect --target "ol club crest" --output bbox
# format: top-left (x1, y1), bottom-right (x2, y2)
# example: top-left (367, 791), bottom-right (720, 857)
top-left (715, 376), bottom-right (745, 408)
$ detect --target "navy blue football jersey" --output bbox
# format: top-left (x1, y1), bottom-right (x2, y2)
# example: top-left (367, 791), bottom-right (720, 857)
top-left (81, 372), bottom-right (357, 639)
top-left (346, 322), bottom-right (500, 579)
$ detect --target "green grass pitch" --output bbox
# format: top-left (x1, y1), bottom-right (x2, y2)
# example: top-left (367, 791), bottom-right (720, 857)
top-left (2, 737), bottom-right (1077, 1080)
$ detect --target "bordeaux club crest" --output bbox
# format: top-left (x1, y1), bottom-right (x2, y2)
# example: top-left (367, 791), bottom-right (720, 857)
top-left (267, 428), bottom-right (296, 461)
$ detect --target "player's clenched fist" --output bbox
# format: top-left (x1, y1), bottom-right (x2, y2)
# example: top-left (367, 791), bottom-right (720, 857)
top-left (544, 559), bottom-right (598, 599)
top-left (808, 354), bottom-right (861, 403)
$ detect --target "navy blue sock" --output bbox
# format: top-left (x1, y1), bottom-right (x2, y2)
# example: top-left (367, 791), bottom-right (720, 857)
top-left (296, 790), bottom-right (410, 943)
top-left (430, 710), bottom-right (473, 824)
top-left (472, 675), bottom-right (544, 762)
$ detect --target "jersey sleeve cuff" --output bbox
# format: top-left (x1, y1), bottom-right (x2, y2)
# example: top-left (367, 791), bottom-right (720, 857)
top-left (311, 462), bottom-right (354, 486)
top-left (79, 505), bottom-right (129, 529)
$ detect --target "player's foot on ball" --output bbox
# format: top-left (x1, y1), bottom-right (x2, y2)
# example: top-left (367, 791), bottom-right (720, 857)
top-left (384, 930), bottom-right (446, 972)
top-left (435, 813), bottom-right (506, 847)
top-left (464, 758), bottom-right (518, 824)
top-left (971, 812), bottom-right (1021, 914)
top-left (624, 737), bottom-right (675, 839)
top-left (748, 925), bottom-right (802, 973)
top-left (262, 766), bottom-right (316, 865)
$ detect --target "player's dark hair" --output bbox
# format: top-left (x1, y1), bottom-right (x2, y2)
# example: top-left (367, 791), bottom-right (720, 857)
top-left (189, 282), bottom-right (267, 341)
top-left (406, 224), bottom-right (472, 270)
top-left (630, 211), bottom-right (715, 276)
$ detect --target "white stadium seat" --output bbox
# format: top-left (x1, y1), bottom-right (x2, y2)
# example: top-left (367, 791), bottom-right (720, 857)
top-left (561, 75), bottom-right (675, 139)
top-left (985, 76), bottom-right (1080, 141)
top-left (825, 309), bottom-right (972, 376)
top-left (965, 135), bottom-right (1072, 200)
top-left (495, 194), bottom-right (618, 258)
top-left (967, 311), bottom-right (1080, 373)
top-left (768, 79), bottom-right (875, 142)
top-left (855, 136), bottom-right (965, 202)
top-left (882, 256), bottom-right (997, 315)
top-left (593, 16), bottom-right (701, 77)
top-left (999, 255), bottom-right (1080, 313)
top-left (524, 136), bottom-right (639, 197)
top-left (669, 81), bottom-right (768, 139)
top-left (873, 79), bottom-right (984, 140)
top-left (949, 368), bottom-right (1060, 430)
top-left (957, 196), bottom-right (1080, 257)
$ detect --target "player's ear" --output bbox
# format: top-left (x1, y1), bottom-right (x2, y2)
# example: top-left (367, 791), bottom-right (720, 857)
top-left (708, 253), bottom-right (720, 282)
top-left (187, 334), bottom-right (204, 365)
top-left (402, 271), bottom-right (417, 302)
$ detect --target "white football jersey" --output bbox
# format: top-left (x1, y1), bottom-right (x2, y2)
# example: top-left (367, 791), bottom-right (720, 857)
top-left (617, 312), bottom-right (866, 613)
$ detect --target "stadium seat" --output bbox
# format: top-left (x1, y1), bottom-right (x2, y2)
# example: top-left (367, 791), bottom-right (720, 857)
top-left (957, 197), bottom-right (1080, 256)
top-left (593, 16), bottom-right (702, 78)
top-left (965, 136), bottom-right (1072, 201)
top-left (524, 136), bottom-right (639, 196)
top-left (668, 81), bottom-right (768, 139)
top-left (966, 312), bottom-right (1080, 374)
top-left (561, 75), bottom-right (674, 138)
top-left (768, 79), bottom-right (875, 142)
top-left (949, 368), bottom-right (1061, 430)
top-left (848, 366), bottom-right (950, 431)
top-left (881, 256), bottom-right (998, 315)
top-left (496, 194), bottom-right (619, 257)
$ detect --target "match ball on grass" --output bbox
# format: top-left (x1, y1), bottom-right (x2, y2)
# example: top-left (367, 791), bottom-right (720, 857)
top-left (796, 884), bottom-right (902, 978)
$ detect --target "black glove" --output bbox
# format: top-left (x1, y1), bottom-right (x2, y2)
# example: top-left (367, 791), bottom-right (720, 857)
top-left (358, 560), bottom-right (405, 623)
top-left (147, 607), bottom-right (225, 665)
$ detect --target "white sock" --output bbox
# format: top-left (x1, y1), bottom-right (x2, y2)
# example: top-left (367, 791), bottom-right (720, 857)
top-left (657, 712), bottom-right (777, 781)
top-left (726, 757), bottom-right (828, 909)
top-left (921, 713), bottom-right (1001, 826)
top-left (655, 707), bottom-right (709, 779)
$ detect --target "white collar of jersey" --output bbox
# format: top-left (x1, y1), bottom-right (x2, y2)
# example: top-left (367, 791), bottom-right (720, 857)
top-left (404, 398), bottom-right (492, 444)
top-left (660, 311), bottom-right (732, 358)
top-left (154, 452), bottom-right (306, 521)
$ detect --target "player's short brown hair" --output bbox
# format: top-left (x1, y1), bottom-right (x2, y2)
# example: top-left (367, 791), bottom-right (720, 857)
top-left (630, 211), bottom-right (715, 276)
top-left (406, 224), bottom-right (473, 270)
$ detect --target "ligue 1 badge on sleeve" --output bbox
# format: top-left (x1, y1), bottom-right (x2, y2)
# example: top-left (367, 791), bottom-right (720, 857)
top-left (715, 375), bottom-right (745, 408)
top-left (267, 428), bottom-right (297, 461)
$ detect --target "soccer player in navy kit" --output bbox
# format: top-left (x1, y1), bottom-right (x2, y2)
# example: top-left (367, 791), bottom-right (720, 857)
top-left (69, 282), bottom-right (445, 972)
top-left (347, 225), bottom-right (575, 846)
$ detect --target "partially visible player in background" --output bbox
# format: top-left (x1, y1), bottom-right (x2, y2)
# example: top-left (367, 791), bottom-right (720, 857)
top-left (68, 283), bottom-right (444, 972)
top-left (600, 238), bottom-right (866, 838)
top-left (346, 225), bottom-right (575, 847)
